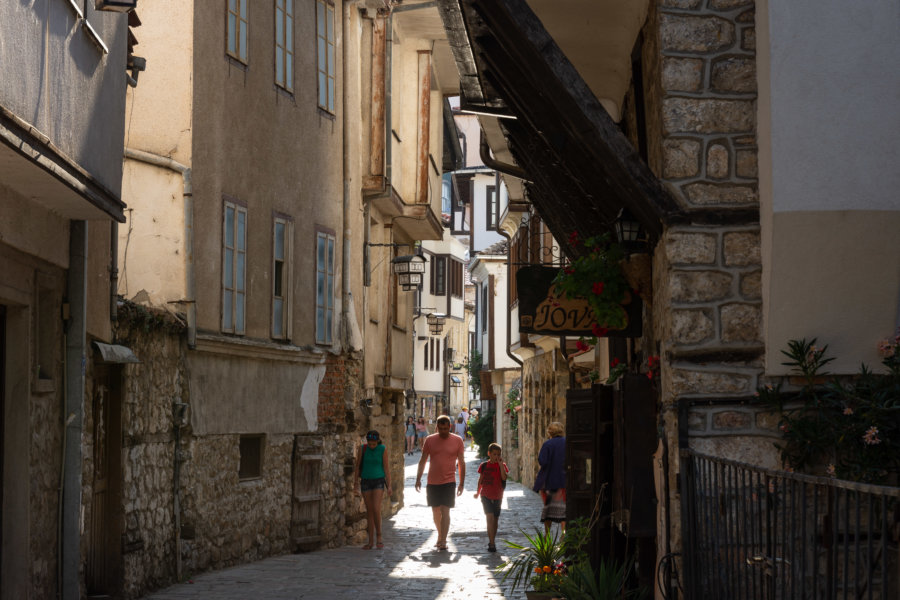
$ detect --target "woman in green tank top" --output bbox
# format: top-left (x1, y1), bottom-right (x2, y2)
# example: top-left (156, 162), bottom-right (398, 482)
top-left (353, 430), bottom-right (392, 549)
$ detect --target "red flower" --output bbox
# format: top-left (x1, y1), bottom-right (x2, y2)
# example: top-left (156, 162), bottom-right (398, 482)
top-left (610, 358), bottom-right (620, 368)
top-left (647, 355), bottom-right (660, 368)
top-left (592, 324), bottom-right (608, 337)
top-left (568, 231), bottom-right (579, 246)
top-left (564, 266), bottom-right (575, 275)
top-left (576, 340), bottom-right (591, 352)
top-left (646, 371), bottom-right (654, 379)
top-left (592, 281), bottom-right (605, 295)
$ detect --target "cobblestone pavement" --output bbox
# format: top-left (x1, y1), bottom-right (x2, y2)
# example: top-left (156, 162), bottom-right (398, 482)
top-left (141, 447), bottom-right (545, 599)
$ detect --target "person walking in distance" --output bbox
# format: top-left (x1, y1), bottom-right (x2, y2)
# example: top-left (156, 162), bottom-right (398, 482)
top-left (474, 442), bottom-right (508, 552)
top-left (405, 416), bottom-right (417, 456)
top-left (353, 430), bottom-right (392, 549)
top-left (415, 415), bottom-right (466, 550)
top-left (415, 417), bottom-right (428, 452)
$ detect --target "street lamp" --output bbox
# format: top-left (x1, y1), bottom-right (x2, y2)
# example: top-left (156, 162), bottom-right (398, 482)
top-left (391, 254), bottom-right (426, 291)
top-left (427, 313), bottom-right (446, 335)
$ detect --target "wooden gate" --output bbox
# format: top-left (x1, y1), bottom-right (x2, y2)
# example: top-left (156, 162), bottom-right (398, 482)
top-left (86, 364), bottom-right (123, 596)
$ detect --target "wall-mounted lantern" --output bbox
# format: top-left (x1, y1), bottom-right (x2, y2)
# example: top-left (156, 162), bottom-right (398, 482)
top-left (391, 254), bottom-right (426, 291)
top-left (614, 208), bottom-right (648, 254)
top-left (427, 313), bottom-right (446, 335)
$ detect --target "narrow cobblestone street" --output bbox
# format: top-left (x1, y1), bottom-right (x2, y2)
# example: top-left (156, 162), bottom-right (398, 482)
top-left (141, 447), bottom-right (544, 599)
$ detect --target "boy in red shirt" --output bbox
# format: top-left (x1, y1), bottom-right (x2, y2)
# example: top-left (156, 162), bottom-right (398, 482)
top-left (473, 442), bottom-right (509, 552)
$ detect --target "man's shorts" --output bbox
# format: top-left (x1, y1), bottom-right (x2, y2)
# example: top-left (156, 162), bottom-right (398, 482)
top-left (360, 477), bottom-right (386, 492)
top-left (481, 496), bottom-right (502, 517)
top-left (426, 482), bottom-right (457, 508)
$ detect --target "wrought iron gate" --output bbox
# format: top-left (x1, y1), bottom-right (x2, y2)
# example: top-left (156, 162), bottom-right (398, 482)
top-left (681, 450), bottom-right (900, 599)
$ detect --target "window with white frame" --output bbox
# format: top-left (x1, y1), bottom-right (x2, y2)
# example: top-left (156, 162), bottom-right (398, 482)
top-left (223, 201), bottom-right (247, 334)
top-left (227, 0), bottom-right (249, 63)
top-left (316, 0), bottom-right (335, 112)
top-left (275, 0), bottom-right (293, 90)
top-left (272, 217), bottom-right (292, 339)
top-left (315, 230), bottom-right (335, 344)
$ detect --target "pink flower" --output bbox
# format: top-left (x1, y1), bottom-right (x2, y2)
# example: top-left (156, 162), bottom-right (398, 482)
top-left (592, 281), bottom-right (605, 295)
top-left (878, 339), bottom-right (896, 357)
top-left (780, 423), bottom-right (790, 433)
top-left (863, 426), bottom-right (881, 445)
top-left (843, 407), bottom-right (853, 416)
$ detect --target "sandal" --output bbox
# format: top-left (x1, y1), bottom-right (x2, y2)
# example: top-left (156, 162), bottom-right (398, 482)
top-left (376, 542), bottom-right (384, 549)
top-left (362, 544), bottom-right (372, 550)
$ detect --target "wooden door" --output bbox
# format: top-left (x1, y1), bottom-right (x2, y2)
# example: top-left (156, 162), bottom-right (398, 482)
top-left (566, 385), bottom-right (614, 570)
top-left (86, 364), bottom-right (123, 596)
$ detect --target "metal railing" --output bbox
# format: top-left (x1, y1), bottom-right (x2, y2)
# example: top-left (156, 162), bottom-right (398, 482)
top-left (680, 450), bottom-right (900, 600)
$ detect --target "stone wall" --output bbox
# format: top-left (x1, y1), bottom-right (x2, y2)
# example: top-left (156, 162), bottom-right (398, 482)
top-left (520, 350), bottom-right (569, 490)
top-left (111, 305), bottom-right (186, 598)
top-left (643, 0), bottom-right (763, 559)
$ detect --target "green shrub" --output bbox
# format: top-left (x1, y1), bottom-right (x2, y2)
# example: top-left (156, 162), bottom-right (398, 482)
top-left (468, 410), bottom-right (495, 458)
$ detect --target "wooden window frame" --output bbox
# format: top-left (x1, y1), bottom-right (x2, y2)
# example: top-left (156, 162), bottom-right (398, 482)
top-left (432, 255), bottom-right (447, 296)
top-left (222, 199), bottom-right (248, 335)
top-left (485, 185), bottom-right (498, 230)
top-left (275, 0), bottom-right (294, 91)
top-left (272, 215), bottom-right (293, 340)
top-left (316, 0), bottom-right (336, 113)
top-left (227, 0), bottom-right (249, 64)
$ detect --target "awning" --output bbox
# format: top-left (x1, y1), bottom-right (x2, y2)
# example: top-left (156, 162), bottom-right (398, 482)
top-left (92, 342), bottom-right (141, 364)
top-left (436, 0), bottom-right (682, 257)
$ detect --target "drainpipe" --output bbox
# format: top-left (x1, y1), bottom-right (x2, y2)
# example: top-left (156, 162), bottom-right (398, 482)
top-left (110, 220), bottom-right (118, 323)
top-left (341, 0), bottom-right (355, 350)
top-left (480, 129), bottom-right (529, 182)
top-left (123, 148), bottom-right (195, 348)
top-left (62, 221), bottom-right (87, 600)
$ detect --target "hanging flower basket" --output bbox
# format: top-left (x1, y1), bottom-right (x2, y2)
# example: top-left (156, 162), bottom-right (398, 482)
top-left (553, 232), bottom-right (631, 331)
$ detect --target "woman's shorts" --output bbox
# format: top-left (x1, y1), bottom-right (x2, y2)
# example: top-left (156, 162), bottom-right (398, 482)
top-left (426, 482), bottom-right (457, 508)
top-left (417, 431), bottom-right (427, 439)
top-left (360, 477), bottom-right (386, 492)
top-left (481, 496), bottom-right (502, 517)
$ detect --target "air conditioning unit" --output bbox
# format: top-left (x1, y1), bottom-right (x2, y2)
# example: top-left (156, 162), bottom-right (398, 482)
top-left (95, 0), bottom-right (137, 12)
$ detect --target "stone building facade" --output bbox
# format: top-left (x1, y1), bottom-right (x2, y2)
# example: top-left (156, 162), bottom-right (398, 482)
top-left (642, 0), bottom-right (767, 551)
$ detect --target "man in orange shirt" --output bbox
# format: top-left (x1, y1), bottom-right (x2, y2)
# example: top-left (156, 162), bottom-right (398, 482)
top-left (415, 415), bottom-right (466, 551)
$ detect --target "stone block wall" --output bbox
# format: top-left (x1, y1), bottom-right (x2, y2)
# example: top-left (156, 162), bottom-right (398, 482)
top-left (643, 0), bottom-right (764, 558)
top-left (520, 350), bottom-right (568, 491)
top-left (112, 306), bottom-right (187, 598)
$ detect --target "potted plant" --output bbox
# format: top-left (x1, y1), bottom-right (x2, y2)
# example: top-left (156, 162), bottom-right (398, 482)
top-left (497, 528), bottom-right (567, 599)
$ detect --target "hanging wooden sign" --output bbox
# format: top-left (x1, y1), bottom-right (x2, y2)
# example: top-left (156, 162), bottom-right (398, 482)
top-left (516, 266), bottom-right (642, 337)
